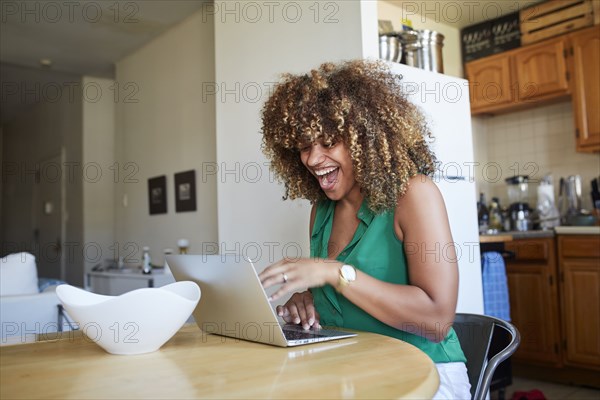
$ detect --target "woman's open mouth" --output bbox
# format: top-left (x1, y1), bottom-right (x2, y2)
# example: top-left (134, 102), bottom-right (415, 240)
top-left (316, 167), bottom-right (339, 191)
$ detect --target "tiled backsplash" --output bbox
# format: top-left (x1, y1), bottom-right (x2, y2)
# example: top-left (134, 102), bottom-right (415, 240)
top-left (472, 101), bottom-right (600, 211)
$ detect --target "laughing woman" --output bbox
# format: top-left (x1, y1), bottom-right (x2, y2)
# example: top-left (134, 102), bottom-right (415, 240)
top-left (258, 59), bottom-right (470, 399)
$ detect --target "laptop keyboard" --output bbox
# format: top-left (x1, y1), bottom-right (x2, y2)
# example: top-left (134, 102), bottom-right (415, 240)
top-left (283, 328), bottom-right (327, 341)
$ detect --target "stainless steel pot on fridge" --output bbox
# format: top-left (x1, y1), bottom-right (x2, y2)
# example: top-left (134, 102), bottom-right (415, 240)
top-left (399, 30), bottom-right (445, 73)
top-left (379, 33), bottom-right (403, 63)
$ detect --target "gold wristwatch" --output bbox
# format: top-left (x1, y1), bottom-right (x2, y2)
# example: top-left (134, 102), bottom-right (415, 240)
top-left (336, 264), bottom-right (357, 293)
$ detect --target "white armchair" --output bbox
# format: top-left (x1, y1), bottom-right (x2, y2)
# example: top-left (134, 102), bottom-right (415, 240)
top-left (0, 253), bottom-right (73, 345)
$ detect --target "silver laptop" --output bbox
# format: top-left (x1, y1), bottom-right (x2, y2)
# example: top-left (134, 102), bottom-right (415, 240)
top-left (167, 254), bottom-right (356, 347)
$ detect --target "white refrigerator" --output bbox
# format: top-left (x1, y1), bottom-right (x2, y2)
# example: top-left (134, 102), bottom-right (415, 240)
top-left (388, 62), bottom-right (484, 314)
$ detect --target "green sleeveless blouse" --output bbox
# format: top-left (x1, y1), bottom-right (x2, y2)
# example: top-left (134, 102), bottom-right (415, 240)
top-left (310, 199), bottom-right (466, 363)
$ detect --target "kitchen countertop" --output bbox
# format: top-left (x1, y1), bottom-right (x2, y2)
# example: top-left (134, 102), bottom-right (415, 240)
top-left (480, 226), bottom-right (600, 241)
top-left (88, 268), bottom-right (173, 278)
top-left (554, 226), bottom-right (600, 235)
top-left (508, 230), bottom-right (556, 239)
top-left (480, 229), bottom-right (555, 241)
top-left (479, 234), bottom-right (513, 243)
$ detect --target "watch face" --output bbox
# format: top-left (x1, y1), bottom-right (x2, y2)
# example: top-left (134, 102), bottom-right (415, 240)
top-left (342, 265), bottom-right (356, 282)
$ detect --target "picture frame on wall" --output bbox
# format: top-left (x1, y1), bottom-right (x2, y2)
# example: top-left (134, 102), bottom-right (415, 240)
top-left (148, 175), bottom-right (167, 215)
top-left (175, 170), bottom-right (197, 212)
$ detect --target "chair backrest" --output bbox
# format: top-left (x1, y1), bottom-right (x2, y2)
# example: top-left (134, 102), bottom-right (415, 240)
top-left (453, 313), bottom-right (521, 400)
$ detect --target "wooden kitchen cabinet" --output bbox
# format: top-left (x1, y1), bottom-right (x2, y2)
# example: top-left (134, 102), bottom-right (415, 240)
top-left (507, 234), bottom-right (600, 384)
top-left (465, 54), bottom-right (514, 112)
top-left (513, 38), bottom-right (570, 101)
top-left (466, 36), bottom-right (570, 115)
top-left (557, 235), bottom-right (600, 370)
top-left (466, 27), bottom-right (600, 154)
top-left (505, 237), bottom-right (562, 366)
top-left (568, 25), bottom-right (600, 152)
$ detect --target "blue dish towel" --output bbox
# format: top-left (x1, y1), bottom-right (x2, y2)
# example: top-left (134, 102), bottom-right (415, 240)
top-left (482, 251), bottom-right (511, 322)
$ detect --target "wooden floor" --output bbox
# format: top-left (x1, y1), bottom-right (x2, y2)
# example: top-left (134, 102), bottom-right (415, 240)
top-left (492, 377), bottom-right (600, 400)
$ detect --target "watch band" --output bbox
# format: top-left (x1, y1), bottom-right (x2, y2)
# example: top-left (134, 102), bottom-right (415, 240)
top-left (336, 264), bottom-right (356, 293)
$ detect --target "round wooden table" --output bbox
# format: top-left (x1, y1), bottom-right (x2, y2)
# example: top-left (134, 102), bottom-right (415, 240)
top-left (0, 324), bottom-right (439, 399)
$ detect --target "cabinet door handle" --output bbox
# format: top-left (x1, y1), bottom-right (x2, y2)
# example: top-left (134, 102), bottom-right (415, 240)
top-left (54, 237), bottom-right (62, 252)
top-left (502, 251), bottom-right (516, 259)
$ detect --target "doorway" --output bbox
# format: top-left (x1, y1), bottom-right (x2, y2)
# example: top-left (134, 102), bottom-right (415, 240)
top-left (33, 153), bottom-right (64, 280)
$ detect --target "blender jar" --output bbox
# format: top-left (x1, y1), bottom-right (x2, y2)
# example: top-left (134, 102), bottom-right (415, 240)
top-left (505, 175), bottom-right (532, 231)
top-left (506, 175), bottom-right (530, 205)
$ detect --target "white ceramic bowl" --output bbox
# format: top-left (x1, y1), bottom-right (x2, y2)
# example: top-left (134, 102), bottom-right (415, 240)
top-left (56, 281), bottom-right (200, 355)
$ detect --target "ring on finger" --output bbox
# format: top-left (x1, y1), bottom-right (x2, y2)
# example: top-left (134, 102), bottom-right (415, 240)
top-left (282, 273), bottom-right (288, 283)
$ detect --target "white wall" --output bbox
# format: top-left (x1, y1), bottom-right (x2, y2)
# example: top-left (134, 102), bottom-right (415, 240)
top-left (377, 1), bottom-right (463, 78)
top-left (82, 76), bottom-right (116, 276)
top-left (114, 10), bottom-right (217, 267)
top-left (214, 0), bottom-right (375, 278)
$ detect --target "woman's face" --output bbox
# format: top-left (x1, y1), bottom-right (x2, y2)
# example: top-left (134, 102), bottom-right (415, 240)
top-left (299, 139), bottom-right (358, 201)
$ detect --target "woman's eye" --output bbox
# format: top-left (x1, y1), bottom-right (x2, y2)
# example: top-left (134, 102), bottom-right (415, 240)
top-left (299, 146), bottom-right (310, 153)
top-left (325, 141), bottom-right (337, 149)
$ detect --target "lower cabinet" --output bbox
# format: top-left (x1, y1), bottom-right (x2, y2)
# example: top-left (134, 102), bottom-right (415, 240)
top-left (505, 235), bottom-right (600, 379)
top-left (557, 235), bottom-right (600, 370)
top-left (505, 237), bottom-right (562, 366)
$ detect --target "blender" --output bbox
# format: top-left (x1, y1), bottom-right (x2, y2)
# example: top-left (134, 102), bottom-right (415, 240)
top-left (559, 175), bottom-right (597, 226)
top-left (506, 175), bottom-right (532, 231)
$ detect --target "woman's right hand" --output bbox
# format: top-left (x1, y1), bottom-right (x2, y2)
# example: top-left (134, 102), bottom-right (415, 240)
top-left (276, 290), bottom-right (321, 330)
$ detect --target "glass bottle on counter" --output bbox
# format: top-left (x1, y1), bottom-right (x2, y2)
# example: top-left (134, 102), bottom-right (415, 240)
top-left (477, 192), bottom-right (489, 234)
top-left (501, 206), bottom-right (512, 232)
top-left (142, 246), bottom-right (152, 274)
top-left (488, 197), bottom-right (503, 233)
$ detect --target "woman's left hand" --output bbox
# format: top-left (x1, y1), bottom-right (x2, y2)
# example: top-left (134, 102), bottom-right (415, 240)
top-left (259, 258), bottom-right (340, 301)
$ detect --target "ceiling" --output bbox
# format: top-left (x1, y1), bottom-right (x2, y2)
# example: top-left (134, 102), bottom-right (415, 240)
top-left (1, 0), bottom-right (544, 124)
top-left (0, 0), bottom-right (207, 123)
top-left (1, 0), bottom-right (207, 77)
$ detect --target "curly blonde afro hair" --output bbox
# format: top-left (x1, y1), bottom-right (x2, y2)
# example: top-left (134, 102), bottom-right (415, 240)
top-left (261, 59), bottom-right (436, 213)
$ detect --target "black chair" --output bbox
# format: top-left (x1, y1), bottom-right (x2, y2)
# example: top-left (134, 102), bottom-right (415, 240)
top-left (453, 313), bottom-right (521, 400)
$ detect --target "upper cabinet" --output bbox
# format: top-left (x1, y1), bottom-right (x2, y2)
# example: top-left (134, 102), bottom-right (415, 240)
top-left (569, 25), bottom-right (600, 152)
top-left (465, 54), bottom-right (513, 111)
top-left (466, 35), bottom-right (570, 115)
top-left (514, 38), bottom-right (569, 100)
top-left (465, 25), bottom-right (600, 153)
